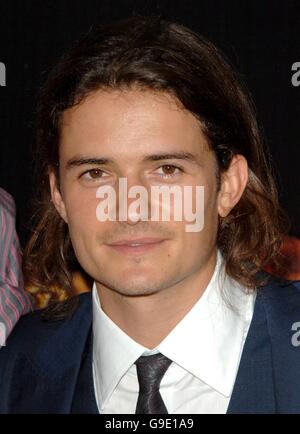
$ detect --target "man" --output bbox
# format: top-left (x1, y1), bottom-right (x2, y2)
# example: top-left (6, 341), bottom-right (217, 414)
top-left (0, 15), bottom-right (300, 414)
top-left (0, 188), bottom-right (32, 346)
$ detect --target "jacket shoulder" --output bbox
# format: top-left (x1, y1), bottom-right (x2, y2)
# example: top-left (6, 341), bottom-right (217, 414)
top-left (259, 275), bottom-right (300, 313)
top-left (0, 292), bottom-right (92, 413)
top-left (0, 292), bottom-right (92, 372)
top-left (258, 274), bottom-right (300, 328)
top-left (258, 277), bottom-right (300, 412)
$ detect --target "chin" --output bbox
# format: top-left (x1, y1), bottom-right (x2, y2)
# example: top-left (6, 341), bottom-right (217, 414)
top-left (102, 275), bottom-right (164, 296)
top-left (113, 286), bottom-right (162, 298)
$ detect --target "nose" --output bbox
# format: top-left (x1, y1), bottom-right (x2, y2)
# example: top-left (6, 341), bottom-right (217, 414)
top-left (116, 173), bottom-right (150, 225)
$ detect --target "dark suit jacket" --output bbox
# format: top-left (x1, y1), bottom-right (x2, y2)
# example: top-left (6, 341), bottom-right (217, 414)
top-left (1, 276), bottom-right (300, 414)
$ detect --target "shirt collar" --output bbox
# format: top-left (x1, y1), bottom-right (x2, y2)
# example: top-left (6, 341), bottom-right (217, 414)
top-left (92, 249), bottom-right (256, 408)
top-left (92, 287), bottom-right (148, 409)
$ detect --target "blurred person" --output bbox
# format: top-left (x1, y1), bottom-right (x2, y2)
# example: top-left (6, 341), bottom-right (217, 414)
top-left (0, 188), bottom-right (32, 346)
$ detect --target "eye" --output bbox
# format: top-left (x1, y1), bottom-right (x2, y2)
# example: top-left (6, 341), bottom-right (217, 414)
top-left (155, 164), bottom-right (183, 178)
top-left (80, 168), bottom-right (108, 180)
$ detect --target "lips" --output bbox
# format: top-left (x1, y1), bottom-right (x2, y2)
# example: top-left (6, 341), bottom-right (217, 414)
top-left (106, 237), bottom-right (167, 254)
top-left (108, 237), bottom-right (165, 246)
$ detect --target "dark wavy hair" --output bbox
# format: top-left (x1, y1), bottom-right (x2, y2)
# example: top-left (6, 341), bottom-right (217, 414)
top-left (23, 14), bottom-right (288, 319)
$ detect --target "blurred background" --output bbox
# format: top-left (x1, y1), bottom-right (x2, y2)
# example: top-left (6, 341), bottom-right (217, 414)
top-left (0, 1), bottom-right (299, 294)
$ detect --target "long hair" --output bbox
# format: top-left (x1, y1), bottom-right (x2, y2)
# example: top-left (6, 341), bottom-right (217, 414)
top-left (24, 14), bottom-right (288, 319)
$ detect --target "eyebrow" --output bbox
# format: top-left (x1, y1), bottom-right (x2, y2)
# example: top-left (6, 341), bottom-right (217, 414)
top-left (66, 157), bottom-right (113, 169)
top-left (144, 152), bottom-right (200, 164)
top-left (65, 152), bottom-right (201, 170)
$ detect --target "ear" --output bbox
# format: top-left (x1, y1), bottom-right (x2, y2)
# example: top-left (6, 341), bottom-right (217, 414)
top-left (49, 169), bottom-right (69, 223)
top-left (217, 154), bottom-right (248, 218)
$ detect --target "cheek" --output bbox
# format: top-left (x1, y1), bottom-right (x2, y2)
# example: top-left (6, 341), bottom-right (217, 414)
top-left (202, 169), bottom-right (219, 210)
top-left (204, 189), bottom-right (218, 217)
top-left (186, 177), bottom-right (219, 243)
top-left (63, 188), bottom-right (100, 236)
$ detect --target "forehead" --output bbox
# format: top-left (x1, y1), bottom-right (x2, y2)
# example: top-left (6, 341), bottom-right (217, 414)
top-left (60, 87), bottom-right (209, 158)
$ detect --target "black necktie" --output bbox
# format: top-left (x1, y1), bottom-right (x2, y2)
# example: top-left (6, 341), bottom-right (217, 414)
top-left (135, 352), bottom-right (173, 414)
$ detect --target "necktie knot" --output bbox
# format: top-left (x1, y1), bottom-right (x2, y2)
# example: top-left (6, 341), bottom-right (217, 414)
top-left (134, 352), bottom-right (172, 413)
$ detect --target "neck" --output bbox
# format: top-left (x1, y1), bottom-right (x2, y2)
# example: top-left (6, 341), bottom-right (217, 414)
top-left (96, 249), bottom-right (217, 349)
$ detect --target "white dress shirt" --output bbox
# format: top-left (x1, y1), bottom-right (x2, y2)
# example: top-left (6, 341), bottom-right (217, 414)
top-left (92, 249), bottom-right (256, 414)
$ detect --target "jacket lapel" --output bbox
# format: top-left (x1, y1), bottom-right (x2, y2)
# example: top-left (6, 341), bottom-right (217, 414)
top-left (70, 327), bottom-right (99, 414)
top-left (227, 289), bottom-right (276, 413)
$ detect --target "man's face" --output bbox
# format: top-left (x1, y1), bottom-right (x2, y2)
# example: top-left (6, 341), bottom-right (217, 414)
top-left (50, 87), bottom-right (223, 297)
